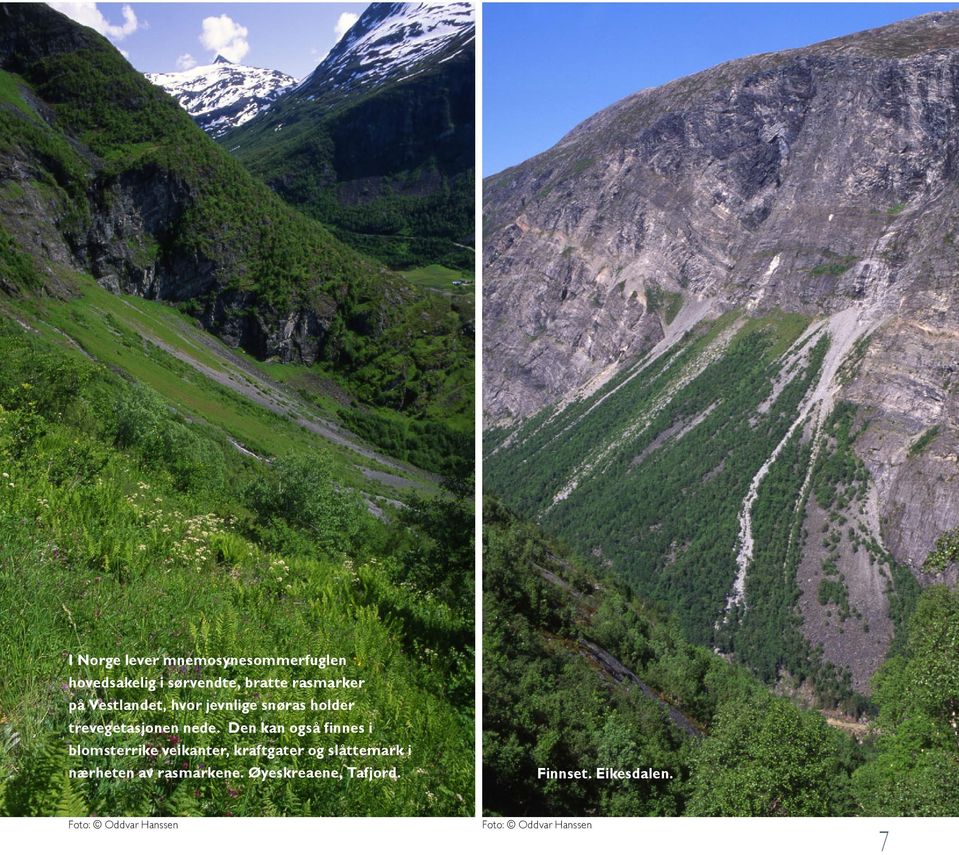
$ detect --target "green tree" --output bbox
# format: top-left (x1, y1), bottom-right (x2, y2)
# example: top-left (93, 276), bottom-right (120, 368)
top-left (245, 450), bottom-right (362, 554)
top-left (396, 458), bottom-right (474, 614)
top-left (853, 586), bottom-right (959, 816)
top-left (688, 691), bottom-right (856, 816)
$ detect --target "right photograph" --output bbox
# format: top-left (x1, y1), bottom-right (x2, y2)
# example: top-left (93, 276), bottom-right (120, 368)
top-left (482, 2), bottom-right (959, 817)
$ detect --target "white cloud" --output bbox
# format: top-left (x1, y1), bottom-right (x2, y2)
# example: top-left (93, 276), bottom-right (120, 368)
top-left (334, 12), bottom-right (359, 40)
top-left (176, 53), bottom-right (197, 71)
top-left (50, 3), bottom-right (139, 41)
top-left (200, 15), bottom-right (249, 63)
top-left (118, 48), bottom-right (129, 59)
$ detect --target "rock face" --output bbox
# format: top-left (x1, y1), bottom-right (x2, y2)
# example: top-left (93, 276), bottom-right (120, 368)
top-left (145, 56), bottom-right (295, 137)
top-left (2, 145), bottom-right (347, 365)
top-left (484, 11), bottom-right (959, 694)
top-left (485, 12), bottom-right (959, 417)
top-left (0, 3), bottom-right (422, 386)
top-left (221, 2), bottom-right (475, 266)
top-left (70, 162), bottom-right (347, 364)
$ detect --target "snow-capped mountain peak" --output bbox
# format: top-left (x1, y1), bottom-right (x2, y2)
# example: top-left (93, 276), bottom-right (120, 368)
top-left (146, 60), bottom-right (296, 137)
top-left (297, 2), bottom-right (474, 99)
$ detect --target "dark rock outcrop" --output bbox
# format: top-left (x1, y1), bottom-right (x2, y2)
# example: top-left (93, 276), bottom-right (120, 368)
top-left (0, 3), bottom-right (410, 374)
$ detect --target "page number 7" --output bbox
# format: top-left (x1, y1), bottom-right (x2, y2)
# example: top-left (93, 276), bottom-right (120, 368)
top-left (880, 831), bottom-right (889, 851)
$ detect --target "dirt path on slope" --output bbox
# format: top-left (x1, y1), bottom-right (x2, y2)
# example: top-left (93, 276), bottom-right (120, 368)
top-left (109, 299), bottom-right (433, 486)
top-left (580, 640), bottom-right (703, 738)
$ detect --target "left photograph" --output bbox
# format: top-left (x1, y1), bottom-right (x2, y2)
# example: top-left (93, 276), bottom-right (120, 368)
top-left (0, 1), bottom-right (474, 817)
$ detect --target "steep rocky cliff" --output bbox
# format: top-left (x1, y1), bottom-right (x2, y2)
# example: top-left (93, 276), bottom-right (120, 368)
top-left (222, 2), bottom-right (475, 269)
top-left (484, 11), bottom-right (959, 698)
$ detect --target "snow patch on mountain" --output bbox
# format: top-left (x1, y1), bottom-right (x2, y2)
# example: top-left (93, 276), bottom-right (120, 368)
top-left (297, 2), bottom-right (473, 97)
top-left (146, 56), bottom-right (296, 137)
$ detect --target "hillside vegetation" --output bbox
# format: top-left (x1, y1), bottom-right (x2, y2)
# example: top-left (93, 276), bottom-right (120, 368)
top-left (0, 3), bottom-right (472, 435)
top-left (484, 499), bottom-right (959, 816)
top-left (0, 313), bottom-right (473, 816)
top-left (0, 3), bottom-right (473, 817)
top-left (221, 31), bottom-right (474, 272)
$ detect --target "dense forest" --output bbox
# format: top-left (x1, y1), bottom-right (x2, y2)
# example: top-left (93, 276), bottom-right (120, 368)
top-left (485, 312), bottom-right (924, 712)
top-left (484, 499), bottom-right (959, 816)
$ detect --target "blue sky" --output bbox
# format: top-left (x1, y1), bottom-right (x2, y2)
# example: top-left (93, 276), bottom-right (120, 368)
top-left (484, 2), bottom-right (959, 176)
top-left (51, 2), bottom-right (370, 78)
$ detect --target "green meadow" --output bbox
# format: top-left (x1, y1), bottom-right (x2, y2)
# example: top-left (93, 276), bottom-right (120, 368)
top-left (0, 292), bottom-right (473, 816)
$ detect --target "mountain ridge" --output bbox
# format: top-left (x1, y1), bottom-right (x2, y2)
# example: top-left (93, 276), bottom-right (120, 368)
top-left (295, 1), bottom-right (473, 103)
top-left (221, 1), bottom-right (475, 270)
top-left (503, 9), bottom-right (959, 178)
top-left (145, 57), bottom-right (296, 137)
top-left (484, 9), bottom-right (959, 704)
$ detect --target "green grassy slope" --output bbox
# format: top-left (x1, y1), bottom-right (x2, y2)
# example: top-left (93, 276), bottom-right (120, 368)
top-left (2, 278), bottom-right (426, 494)
top-left (0, 310), bottom-right (473, 816)
top-left (0, 4), bottom-right (474, 816)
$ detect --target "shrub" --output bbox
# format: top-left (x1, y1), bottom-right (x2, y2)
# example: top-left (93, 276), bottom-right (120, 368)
top-left (111, 384), bottom-right (225, 492)
top-left (244, 450), bottom-right (362, 554)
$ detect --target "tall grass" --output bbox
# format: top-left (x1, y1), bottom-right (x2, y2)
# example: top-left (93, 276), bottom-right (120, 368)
top-left (0, 321), bottom-right (472, 816)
